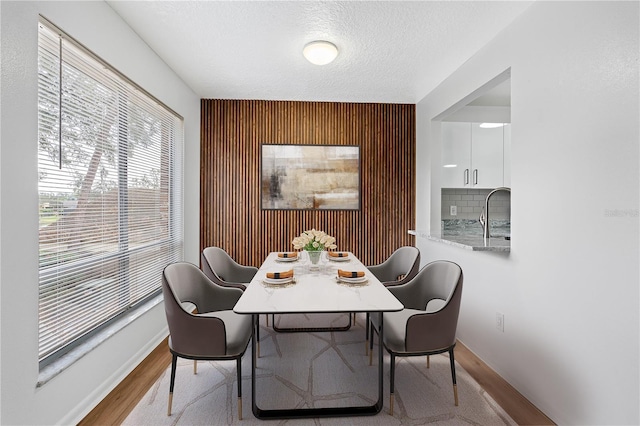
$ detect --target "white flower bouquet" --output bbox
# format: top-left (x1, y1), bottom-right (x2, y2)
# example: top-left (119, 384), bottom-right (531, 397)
top-left (292, 229), bottom-right (337, 252)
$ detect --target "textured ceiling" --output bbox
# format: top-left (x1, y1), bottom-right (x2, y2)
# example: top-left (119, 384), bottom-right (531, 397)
top-left (107, 1), bottom-right (532, 104)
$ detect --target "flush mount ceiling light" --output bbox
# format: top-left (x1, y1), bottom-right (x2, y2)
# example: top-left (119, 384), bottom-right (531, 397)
top-left (303, 41), bottom-right (338, 65)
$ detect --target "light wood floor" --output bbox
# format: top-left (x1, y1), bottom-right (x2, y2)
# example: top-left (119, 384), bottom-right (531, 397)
top-left (79, 336), bottom-right (554, 425)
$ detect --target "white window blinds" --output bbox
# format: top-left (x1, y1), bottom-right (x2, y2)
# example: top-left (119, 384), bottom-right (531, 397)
top-left (37, 19), bottom-right (184, 364)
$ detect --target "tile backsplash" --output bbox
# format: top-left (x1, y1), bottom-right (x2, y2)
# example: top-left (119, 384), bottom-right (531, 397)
top-left (441, 188), bottom-right (511, 220)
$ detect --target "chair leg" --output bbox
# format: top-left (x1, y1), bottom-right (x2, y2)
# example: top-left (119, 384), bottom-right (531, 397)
top-left (236, 356), bottom-right (242, 420)
top-left (168, 353), bottom-right (178, 416)
top-left (193, 360), bottom-right (197, 374)
top-left (390, 353), bottom-right (396, 416)
top-left (427, 355), bottom-right (430, 368)
top-left (266, 314), bottom-right (269, 327)
top-left (449, 348), bottom-right (458, 406)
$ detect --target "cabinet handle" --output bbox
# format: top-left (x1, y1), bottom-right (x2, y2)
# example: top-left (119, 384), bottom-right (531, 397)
top-left (464, 169), bottom-right (469, 185)
top-left (473, 169), bottom-right (478, 185)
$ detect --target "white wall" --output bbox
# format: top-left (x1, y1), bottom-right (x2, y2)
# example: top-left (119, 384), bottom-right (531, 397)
top-left (0, 2), bottom-right (200, 424)
top-left (416, 2), bottom-right (639, 424)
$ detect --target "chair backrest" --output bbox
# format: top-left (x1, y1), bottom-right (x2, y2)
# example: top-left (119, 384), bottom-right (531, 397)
top-left (372, 246), bottom-right (421, 285)
top-left (201, 246), bottom-right (248, 290)
top-left (162, 262), bottom-right (227, 356)
top-left (405, 260), bottom-right (463, 352)
top-left (419, 260), bottom-right (462, 308)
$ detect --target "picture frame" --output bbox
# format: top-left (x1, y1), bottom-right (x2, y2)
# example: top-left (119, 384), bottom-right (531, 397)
top-left (261, 144), bottom-right (360, 210)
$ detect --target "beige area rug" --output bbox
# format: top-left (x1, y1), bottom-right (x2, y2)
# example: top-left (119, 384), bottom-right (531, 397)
top-left (124, 313), bottom-right (516, 425)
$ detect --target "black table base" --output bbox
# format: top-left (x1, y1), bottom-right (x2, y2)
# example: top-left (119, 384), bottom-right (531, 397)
top-left (250, 313), bottom-right (385, 419)
top-left (270, 313), bottom-right (353, 333)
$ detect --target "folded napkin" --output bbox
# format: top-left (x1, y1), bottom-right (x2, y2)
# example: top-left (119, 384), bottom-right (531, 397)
top-left (328, 251), bottom-right (348, 258)
top-left (277, 252), bottom-right (298, 258)
top-left (266, 269), bottom-right (294, 279)
top-left (337, 269), bottom-right (365, 278)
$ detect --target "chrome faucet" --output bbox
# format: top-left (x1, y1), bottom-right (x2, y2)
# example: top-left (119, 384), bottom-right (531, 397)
top-left (479, 187), bottom-right (511, 242)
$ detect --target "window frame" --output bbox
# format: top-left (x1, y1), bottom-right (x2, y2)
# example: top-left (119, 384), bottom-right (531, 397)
top-left (37, 16), bottom-right (184, 369)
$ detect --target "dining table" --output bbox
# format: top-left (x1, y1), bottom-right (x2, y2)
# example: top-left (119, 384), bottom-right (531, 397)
top-left (233, 250), bottom-right (403, 419)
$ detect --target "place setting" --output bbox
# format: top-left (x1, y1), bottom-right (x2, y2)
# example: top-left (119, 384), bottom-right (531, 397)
top-left (327, 251), bottom-right (351, 263)
top-left (335, 268), bottom-right (368, 286)
top-left (274, 251), bottom-right (299, 263)
top-left (262, 268), bottom-right (296, 287)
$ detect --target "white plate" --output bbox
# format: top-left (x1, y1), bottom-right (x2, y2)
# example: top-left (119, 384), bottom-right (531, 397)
top-left (337, 275), bottom-right (367, 283)
top-left (328, 255), bottom-right (350, 262)
top-left (336, 276), bottom-right (368, 285)
top-left (263, 276), bottom-right (295, 285)
top-left (275, 256), bottom-right (299, 262)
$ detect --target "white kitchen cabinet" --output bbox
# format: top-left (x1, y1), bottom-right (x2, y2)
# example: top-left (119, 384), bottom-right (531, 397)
top-left (441, 122), bottom-right (471, 188)
top-left (441, 122), bottom-right (508, 189)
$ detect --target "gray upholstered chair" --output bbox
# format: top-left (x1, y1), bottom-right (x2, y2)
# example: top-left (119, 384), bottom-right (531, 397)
top-left (201, 246), bottom-right (271, 332)
top-left (162, 262), bottom-right (252, 420)
top-left (365, 246), bottom-right (420, 352)
top-left (201, 246), bottom-right (258, 291)
top-left (367, 246), bottom-right (421, 287)
top-left (369, 260), bottom-right (463, 415)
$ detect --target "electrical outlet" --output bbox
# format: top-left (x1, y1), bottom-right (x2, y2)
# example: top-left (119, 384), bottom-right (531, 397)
top-left (496, 312), bottom-right (504, 332)
top-left (450, 205), bottom-right (457, 216)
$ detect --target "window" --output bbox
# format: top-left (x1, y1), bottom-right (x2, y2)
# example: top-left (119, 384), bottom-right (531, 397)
top-left (37, 18), bottom-right (184, 365)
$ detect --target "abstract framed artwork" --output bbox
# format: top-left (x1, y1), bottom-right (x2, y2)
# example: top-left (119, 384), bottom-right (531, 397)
top-left (261, 144), bottom-right (360, 210)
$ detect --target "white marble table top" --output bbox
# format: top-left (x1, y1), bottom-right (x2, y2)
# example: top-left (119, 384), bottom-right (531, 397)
top-left (233, 251), bottom-right (403, 315)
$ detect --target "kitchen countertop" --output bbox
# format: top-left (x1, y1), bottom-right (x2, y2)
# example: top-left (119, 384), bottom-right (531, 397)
top-left (408, 229), bottom-right (511, 252)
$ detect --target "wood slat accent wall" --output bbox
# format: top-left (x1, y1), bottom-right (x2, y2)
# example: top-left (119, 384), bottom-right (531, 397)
top-left (200, 99), bottom-right (415, 267)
